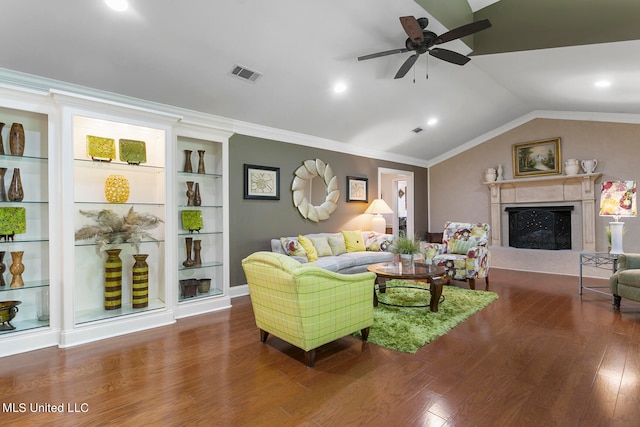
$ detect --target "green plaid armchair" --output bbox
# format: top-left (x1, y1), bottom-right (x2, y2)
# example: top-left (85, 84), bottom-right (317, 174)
top-left (242, 251), bottom-right (375, 367)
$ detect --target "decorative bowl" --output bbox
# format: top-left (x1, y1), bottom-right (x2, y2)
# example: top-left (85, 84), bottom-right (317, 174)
top-left (0, 300), bottom-right (21, 330)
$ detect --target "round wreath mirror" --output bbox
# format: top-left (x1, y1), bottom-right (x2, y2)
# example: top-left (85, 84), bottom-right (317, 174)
top-left (291, 159), bottom-right (339, 222)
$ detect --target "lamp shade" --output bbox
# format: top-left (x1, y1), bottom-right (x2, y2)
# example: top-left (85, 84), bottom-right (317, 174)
top-left (599, 181), bottom-right (637, 219)
top-left (365, 198), bottom-right (393, 215)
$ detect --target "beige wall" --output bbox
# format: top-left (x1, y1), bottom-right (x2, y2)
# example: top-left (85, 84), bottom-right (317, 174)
top-left (429, 118), bottom-right (640, 277)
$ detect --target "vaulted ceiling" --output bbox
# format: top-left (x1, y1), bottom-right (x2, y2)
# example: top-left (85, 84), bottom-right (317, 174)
top-left (1, 0), bottom-right (639, 167)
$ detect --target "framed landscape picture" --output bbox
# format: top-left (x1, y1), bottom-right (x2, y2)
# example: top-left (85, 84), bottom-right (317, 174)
top-left (243, 164), bottom-right (280, 200)
top-left (347, 176), bottom-right (368, 202)
top-left (512, 137), bottom-right (561, 178)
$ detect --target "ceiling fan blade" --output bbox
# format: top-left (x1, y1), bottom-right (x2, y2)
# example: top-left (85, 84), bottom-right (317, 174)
top-left (399, 16), bottom-right (424, 43)
top-left (358, 48), bottom-right (408, 61)
top-left (435, 19), bottom-right (492, 44)
top-left (394, 54), bottom-right (419, 79)
top-left (429, 48), bottom-right (470, 65)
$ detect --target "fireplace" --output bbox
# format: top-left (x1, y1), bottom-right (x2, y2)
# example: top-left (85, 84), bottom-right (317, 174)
top-left (506, 206), bottom-right (574, 250)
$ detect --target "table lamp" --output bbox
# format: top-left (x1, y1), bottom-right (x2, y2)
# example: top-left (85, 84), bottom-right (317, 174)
top-left (599, 180), bottom-right (637, 254)
top-left (365, 198), bottom-right (393, 233)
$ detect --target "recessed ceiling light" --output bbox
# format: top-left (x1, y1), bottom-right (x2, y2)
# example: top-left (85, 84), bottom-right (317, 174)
top-left (427, 117), bottom-right (438, 126)
top-left (105, 0), bottom-right (128, 12)
top-left (594, 80), bottom-right (611, 88)
top-left (333, 82), bottom-right (347, 94)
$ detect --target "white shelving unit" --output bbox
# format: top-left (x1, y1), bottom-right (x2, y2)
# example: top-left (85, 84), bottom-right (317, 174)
top-left (59, 103), bottom-right (177, 348)
top-left (174, 124), bottom-right (231, 318)
top-left (0, 92), bottom-right (60, 357)
top-left (0, 76), bottom-right (232, 356)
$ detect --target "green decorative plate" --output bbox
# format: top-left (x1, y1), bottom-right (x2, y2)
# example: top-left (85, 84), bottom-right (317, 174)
top-left (181, 210), bottom-right (203, 232)
top-left (119, 139), bottom-right (147, 165)
top-left (86, 135), bottom-right (116, 162)
top-left (0, 207), bottom-right (26, 235)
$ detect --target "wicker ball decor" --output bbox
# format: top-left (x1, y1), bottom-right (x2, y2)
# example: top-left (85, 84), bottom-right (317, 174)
top-left (104, 174), bottom-right (130, 203)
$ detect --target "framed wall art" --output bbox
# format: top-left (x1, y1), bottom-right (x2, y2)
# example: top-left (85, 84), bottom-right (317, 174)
top-left (346, 176), bottom-right (368, 202)
top-left (512, 137), bottom-right (561, 178)
top-left (244, 164), bottom-right (280, 200)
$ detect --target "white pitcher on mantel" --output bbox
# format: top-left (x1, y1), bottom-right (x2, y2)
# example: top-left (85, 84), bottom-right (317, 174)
top-left (581, 159), bottom-right (598, 174)
top-left (565, 159), bottom-right (580, 175)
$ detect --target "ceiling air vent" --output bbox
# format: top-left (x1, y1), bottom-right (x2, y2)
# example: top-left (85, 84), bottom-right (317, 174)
top-left (230, 64), bottom-right (262, 83)
top-left (412, 127), bottom-right (424, 133)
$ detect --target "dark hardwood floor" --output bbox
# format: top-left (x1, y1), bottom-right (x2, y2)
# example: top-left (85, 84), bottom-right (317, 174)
top-left (2, 268), bottom-right (640, 426)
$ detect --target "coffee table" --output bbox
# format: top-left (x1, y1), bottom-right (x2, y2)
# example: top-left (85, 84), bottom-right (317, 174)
top-left (367, 262), bottom-right (446, 312)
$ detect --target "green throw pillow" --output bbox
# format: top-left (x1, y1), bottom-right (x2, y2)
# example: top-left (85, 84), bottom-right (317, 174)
top-left (448, 238), bottom-right (475, 255)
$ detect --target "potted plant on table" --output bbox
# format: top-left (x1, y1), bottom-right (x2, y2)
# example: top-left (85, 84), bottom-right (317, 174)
top-left (391, 232), bottom-right (421, 269)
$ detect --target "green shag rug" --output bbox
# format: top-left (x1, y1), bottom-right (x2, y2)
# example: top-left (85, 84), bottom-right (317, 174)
top-left (355, 280), bottom-right (498, 353)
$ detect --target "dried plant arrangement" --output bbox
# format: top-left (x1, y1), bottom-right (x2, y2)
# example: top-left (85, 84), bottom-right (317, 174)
top-left (75, 207), bottom-right (163, 254)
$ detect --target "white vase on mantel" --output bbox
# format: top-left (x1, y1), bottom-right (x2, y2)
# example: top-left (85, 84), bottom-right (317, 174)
top-left (565, 159), bottom-right (580, 175)
top-left (581, 159), bottom-right (597, 174)
top-left (485, 168), bottom-right (497, 182)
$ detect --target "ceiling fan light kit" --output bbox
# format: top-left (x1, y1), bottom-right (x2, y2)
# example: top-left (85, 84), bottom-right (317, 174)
top-left (358, 16), bottom-right (492, 79)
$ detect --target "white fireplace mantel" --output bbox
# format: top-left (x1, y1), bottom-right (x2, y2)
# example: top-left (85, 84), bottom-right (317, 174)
top-left (485, 173), bottom-right (601, 251)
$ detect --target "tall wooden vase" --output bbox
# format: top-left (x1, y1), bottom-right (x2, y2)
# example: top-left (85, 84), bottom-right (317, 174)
top-left (9, 251), bottom-right (24, 288)
top-left (132, 254), bottom-right (149, 308)
top-left (0, 122), bottom-right (5, 154)
top-left (0, 251), bottom-right (5, 287)
top-left (197, 150), bottom-right (205, 174)
top-left (9, 123), bottom-right (25, 156)
top-left (183, 149), bottom-right (193, 173)
top-left (0, 168), bottom-right (6, 201)
top-left (7, 168), bottom-right (23, 202)
top-left (104, 249), bottom-right (122, 310)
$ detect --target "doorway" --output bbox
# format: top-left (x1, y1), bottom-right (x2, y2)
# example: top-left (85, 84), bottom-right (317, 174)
top-left (377, 168), bottom-right (414, 237)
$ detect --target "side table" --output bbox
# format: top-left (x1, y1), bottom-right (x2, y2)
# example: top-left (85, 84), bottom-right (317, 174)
top-left (578, 252), bottom-right (618, 296)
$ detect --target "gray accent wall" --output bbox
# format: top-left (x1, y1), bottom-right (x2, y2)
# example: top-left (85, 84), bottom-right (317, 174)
top-left (229, 134), bottom-right (429, 286)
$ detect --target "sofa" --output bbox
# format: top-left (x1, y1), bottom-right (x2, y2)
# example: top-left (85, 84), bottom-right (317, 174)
top-left (271, 230), bottom-right (394, 274)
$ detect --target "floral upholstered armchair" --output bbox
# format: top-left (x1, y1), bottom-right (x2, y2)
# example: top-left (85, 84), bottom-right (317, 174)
top-left (423, 222), bottom-right (490, 290)
top-left (241, 251), bottom-right (375, 367)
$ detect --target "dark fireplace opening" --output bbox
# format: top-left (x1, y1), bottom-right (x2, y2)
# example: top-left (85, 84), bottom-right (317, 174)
top-left (506, 206), bottom-right (574, 250)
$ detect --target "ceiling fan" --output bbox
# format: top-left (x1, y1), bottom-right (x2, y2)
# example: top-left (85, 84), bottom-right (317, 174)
top-left (358, 16), bottom-right (492, 79)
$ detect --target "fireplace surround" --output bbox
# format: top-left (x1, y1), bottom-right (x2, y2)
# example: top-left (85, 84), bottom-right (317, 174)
top-left (485, 173), bottom-right (601, 251)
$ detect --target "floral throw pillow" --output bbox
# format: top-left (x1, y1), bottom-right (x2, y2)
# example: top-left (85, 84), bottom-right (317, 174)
top-left (365, 232), bottom-right (393, 252)
top-left (328, 235), bottom-right (347, 255)
top-left (280, 237), bottom-right (307, 257)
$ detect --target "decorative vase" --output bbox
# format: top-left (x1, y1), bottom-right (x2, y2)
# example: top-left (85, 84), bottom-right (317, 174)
top-left (197, 278), bottom-right (211, 294)
top-left (0, 122), bottom-right (5, 154)
top-left (9, 251), bottom-right (24, 288)
top-left (7, 168), bottom-right (23, 202)
top-left (564, 159), bottom-right (580, 176)
top-left (0, 168), bottom-right (6, 201)
top-left (104, 249), bottom-right (123, 310)
top-left (399, 254), bottom-right (413, 271)
top-left (581, 159), bottom-right (598, 174)
top-left (484, 168), bottom-right (497, 182)
top-left (9, 123), bottom-right (25, 156)
top-left (132, 254), bottom-right (149, 308)
top-left (193, 240), bottom-right (202, 265)
top-left (183, 149), bottom-right (193, 173)
top-left (183, 237), bottom-right (196, 267)
top-left (497, 164), bottom-right (504, 181)
top-left (186, 181), bottom-right (195, 206)
top-left (197, 150), bottom-right (205, 174)
top-left (0, 251), bottom-right (5, 287)
top-left (179, 279), bottom-right (198, 298)
top-left (193, 182), bottom-right (201, 206)
top-left (104, 174), bottom-right (130, 203)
